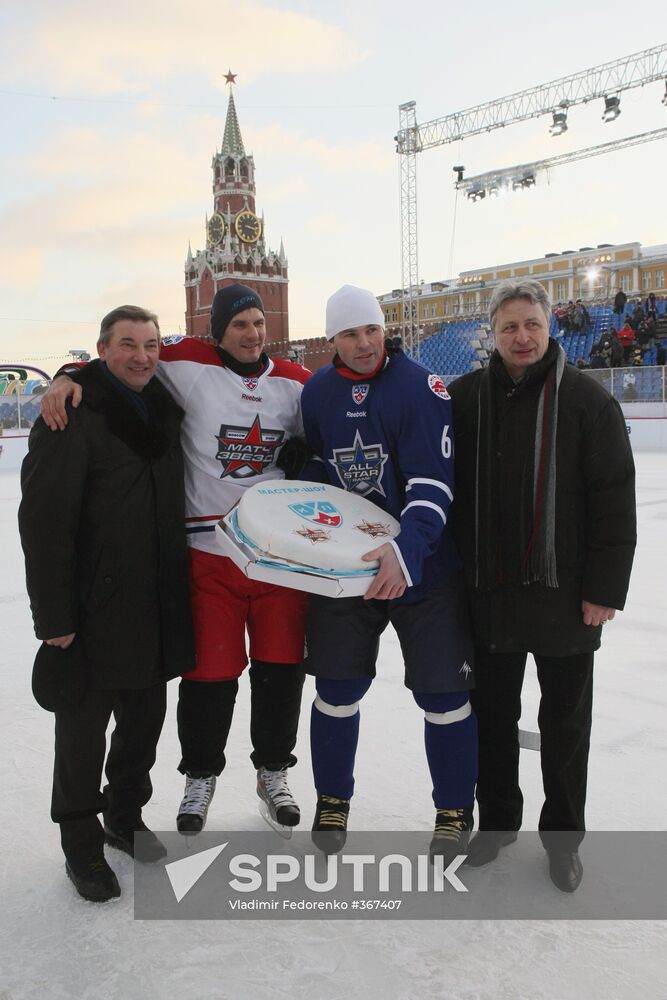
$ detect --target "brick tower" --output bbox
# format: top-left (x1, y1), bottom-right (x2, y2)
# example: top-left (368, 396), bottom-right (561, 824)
top-left (184, 74), bottom-right (288, 342)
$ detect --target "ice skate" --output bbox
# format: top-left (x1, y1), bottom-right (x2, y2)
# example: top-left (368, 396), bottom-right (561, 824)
top-left (257, 766), bottom-right (300, 839)
top-left (429, 807), bottom-right (473, 868)
top-left (311, 794), bottom-right (350, 854)
top-left (176, 773), bottom-right (216, 834)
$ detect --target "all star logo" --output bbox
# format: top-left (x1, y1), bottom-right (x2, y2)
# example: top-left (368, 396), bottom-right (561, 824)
top-left (459, 661), bottom-right (472, 678)
top-left (295, 526), bottom-right (331, 545)
top-left (242, 377), bottom-right (259, 392)
top-left (355, 520), bottom-right (391, 538)
top-left (330, 430), bottom-right (388, 498)
top-left (428, 373), bottom-right (450, 400)
top-left (289, 501), bottom-right (342, 528)
top-left (352, 383), bottom-right (369, 405)
top-left (215, 415), bottom-right (284, 479)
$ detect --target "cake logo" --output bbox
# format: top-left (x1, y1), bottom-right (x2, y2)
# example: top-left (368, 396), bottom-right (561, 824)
top-left (294, 526), bottom-right (331, 545)
top-left (427, 374), bottom-right (450, 400)
top-left (330, 431), bottom-right (388, 499)
top-left (352, 383), bottom-right (369, 405)
top-left (215, 416), bottom-right (284, 478)
top-left (355, 520), bottom-right (392, 539)
top-left (242, 377), bottom-right (259, 391)
top-left (289, 501), bottom-right (342, 528)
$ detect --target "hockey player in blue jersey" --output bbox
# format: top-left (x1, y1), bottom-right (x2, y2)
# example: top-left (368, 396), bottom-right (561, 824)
top-left (300, 284), bottom-right (477, 861)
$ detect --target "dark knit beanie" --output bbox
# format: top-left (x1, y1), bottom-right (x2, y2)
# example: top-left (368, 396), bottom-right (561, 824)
top-left (210, 284), bottom-right (264, 342)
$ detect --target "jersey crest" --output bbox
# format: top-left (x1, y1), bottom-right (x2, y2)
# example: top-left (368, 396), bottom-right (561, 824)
top-left (329, 430), bottom-right (388, 498)
top-left (427, 373), bottom-right (450, 400)
top-left (289, 501), bottom-right (342, 527)
top-left (215, 415), bottom-right (284, 479)
top-left (352, 383), bottom-right (369, 405)
top-left (242, 377), bottom-right (259, 391)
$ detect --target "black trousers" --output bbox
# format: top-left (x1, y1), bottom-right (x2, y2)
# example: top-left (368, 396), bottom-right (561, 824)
top-left (470, 648), bottom-right (594, 849)
top-left (177, 659), bottom-right (305, 777)
top-left (52, 683), bottom-right (167, 860)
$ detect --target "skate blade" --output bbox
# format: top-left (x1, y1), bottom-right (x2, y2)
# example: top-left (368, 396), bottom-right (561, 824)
top-left (258, 800), bottom-right (294, 840)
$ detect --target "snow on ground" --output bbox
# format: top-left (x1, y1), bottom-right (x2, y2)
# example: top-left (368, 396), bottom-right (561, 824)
top-left (0, 454), bottom-right (666, 1000)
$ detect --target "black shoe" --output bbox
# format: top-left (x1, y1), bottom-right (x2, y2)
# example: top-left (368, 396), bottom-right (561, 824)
top-left (176, 773), bottom-right (216, 834)
top-left (65, 856), bottom-right (121, 903)
top-left (429, 808), bottom-right (474, 867)
top-left (548, 850), bottom-right (583, 893)
top-left (311, 794), bottom-right (350, 854)
top-left (463, 830), bottom-right (518, 868)
top-left (104, 820), bottom-right (167, 863)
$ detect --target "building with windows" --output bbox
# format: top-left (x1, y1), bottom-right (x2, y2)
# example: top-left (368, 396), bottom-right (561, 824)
top-left (378, 240), bottom-right (667, 340)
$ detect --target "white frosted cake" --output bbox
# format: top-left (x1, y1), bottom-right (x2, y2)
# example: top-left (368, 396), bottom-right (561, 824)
top-left (232, 480), bottom-right (400, 575)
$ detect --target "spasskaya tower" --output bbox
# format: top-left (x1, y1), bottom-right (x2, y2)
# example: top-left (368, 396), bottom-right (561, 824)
top-left (184, 71), bottom-right (288, 340)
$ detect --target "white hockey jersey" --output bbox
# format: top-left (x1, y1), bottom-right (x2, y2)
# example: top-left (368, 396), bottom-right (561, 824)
top-left (157, 338), bottom-right (309, 554)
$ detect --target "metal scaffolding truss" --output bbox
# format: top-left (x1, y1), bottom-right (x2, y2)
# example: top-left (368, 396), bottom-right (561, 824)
top-left (395, 44), bottom-right (667, 346)
top-left (456, 125), bottom-right (667, 198)
top-left (398, 102), bottom-right (420, 354)
top-left (401, 44), bottom-right (667, 150)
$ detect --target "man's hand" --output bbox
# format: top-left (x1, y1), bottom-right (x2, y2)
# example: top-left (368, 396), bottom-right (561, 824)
top-left (582, 601), bottom-right (616, 627)
top-left (40, 376), bottom-right (81, 431)
top-left (45, 633), bottom-right (76, 649)
top-left (362, 543), bottom-right (407, 601)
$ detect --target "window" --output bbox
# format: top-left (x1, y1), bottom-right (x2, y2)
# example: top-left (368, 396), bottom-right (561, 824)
top-left (656, 270), bottom-right (665, 289)
top-left (556, 282), bottom-right (566, 301)
top-left (642, 271), bottom-right (652, 290)
top-left (621, 274), bottom-right (631, 293)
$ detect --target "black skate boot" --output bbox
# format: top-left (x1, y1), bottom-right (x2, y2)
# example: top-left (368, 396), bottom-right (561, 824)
top-left (311, 794), bottom-right (350, 854)
top-left (257, 766), bottom-right (300, 838)
top-left (176, 773), bottom-right (216, 834)
top-left (429, 807), bottom-right (474, 868)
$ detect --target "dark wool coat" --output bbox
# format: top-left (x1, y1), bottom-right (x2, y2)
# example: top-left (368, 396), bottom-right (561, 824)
top-left (449, 351), bottom-right (636, 656)
top-left (19, 361), bottom-right (195, 688)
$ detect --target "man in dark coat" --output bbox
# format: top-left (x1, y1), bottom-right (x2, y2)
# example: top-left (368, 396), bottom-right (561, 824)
top-left (19, 305), bottom-right (195, 903)
top-left (449, 279), bottom-right (636, 893)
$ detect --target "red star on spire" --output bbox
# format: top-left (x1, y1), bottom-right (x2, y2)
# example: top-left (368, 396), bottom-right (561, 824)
top-left (223, 69), bottom-right (237, 85)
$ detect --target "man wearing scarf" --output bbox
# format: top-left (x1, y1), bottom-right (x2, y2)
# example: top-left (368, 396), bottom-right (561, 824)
top-left (449, 279), bottom-right (636, 892)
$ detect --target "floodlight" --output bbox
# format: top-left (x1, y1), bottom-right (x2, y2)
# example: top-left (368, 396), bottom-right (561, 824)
top-left (602, 95), bottom-right (621, 122)
top-left (549, 111), bottom-right (568, 136)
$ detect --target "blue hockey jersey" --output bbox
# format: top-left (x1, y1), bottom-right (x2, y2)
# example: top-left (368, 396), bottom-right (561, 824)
top-left (300, 350), bottom-right (460, 603)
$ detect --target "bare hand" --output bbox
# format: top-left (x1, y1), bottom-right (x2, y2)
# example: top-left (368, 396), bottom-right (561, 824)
top-left (40, 376), bottom-right (81, 431)
top-left (582, 601), bottom-right (616, 627)
top-left (45, 633), bottom-right (76, 649)
top-left (362, 543), bottom-right (407, 601)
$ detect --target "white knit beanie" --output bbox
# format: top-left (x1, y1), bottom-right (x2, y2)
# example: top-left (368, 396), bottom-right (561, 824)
top-left (325, 285), bottom-right (385, 341)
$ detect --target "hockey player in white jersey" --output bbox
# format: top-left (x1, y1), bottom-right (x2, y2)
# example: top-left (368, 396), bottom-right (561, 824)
top-left (39, 285), bottom-right (310, 837)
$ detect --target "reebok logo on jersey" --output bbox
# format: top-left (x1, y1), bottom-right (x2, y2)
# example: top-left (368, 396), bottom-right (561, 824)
top-left (330, 430), bottom-right (388, 498)
top-left (216, 415), bottom-right (284, 478)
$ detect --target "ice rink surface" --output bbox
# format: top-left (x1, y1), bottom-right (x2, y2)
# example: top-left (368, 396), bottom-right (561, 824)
top-left (0, 453), bottom-right (665, 1000)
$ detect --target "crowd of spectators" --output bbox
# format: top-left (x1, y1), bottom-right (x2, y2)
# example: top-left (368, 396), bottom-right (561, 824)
top-left (563, 291), bottom-right (666, 370)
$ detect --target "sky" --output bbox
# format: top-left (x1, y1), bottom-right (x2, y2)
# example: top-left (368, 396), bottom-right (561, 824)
top-left (0, 0), bottom-right (666, 374)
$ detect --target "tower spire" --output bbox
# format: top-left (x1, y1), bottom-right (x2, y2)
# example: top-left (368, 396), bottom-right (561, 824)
top-left (221, 72), bottom-right (245, 156)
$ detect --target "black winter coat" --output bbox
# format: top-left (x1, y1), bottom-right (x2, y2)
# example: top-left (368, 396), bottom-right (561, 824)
top-left (19, 362), bottom-right (195, 688)
top-left (449, 352), bottom-right (636, 656)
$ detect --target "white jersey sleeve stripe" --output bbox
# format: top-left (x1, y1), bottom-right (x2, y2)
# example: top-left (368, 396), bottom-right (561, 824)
top-left (406, 477), bottom-right (453, 503)
top-left (401, 499), bottom-right (448, 526)
top-left (389, 539), bottom-right (413, 588)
